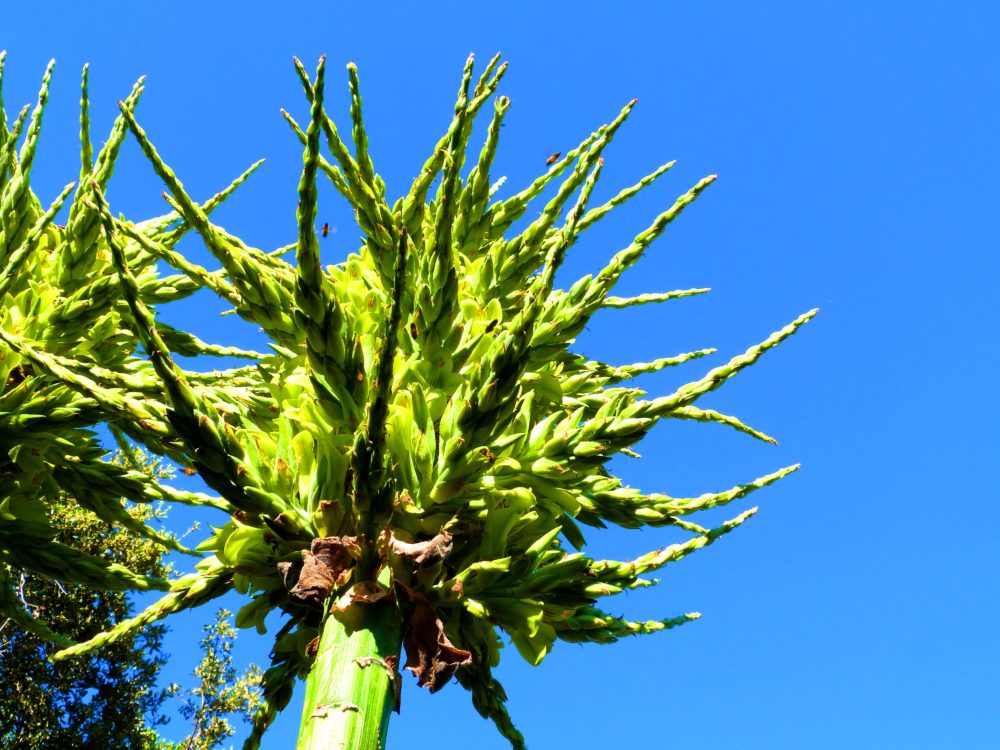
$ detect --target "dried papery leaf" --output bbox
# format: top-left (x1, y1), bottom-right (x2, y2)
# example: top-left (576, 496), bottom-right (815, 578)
top-left (390, 529), bottom-right (453, 566)
top-left (277, 559), bottom-right (303, 591)
top-left (287, 536), bottom-right (360, 607)
top-left (305, 636), bottom-right (320, 659)
top-left (330, 580), bottom-right (388, 613)
top-left (398, 585), bottom-right (472, 692)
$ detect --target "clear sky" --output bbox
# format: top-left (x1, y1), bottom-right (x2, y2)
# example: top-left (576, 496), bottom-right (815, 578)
top-left (4, 2), bottom-right (998, 748)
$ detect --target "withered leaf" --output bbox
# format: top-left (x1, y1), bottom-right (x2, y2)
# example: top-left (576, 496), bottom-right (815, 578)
top-left (390, 529), bottom-right (453, 566)
top-left (306, 635), bottom-right (320, 659)
top-left (330, 581), bottom-right (389, 613)
top-left (399, 586), bottom-right (471, 692)
top-left (287, 536), bottom-right (360, 607)
top-left (277, 559), bottom-right (303, 591)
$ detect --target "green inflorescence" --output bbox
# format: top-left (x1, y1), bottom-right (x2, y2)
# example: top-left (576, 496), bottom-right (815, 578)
top-left (0, 52), bottom-right (815, 749)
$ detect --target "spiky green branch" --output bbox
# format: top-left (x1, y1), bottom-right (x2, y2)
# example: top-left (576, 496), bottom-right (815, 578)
top-left (0, 52), bottom-right (814, 750)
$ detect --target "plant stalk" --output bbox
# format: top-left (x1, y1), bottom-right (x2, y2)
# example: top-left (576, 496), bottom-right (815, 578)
top-left (297, 599), bottom-right (403, 750)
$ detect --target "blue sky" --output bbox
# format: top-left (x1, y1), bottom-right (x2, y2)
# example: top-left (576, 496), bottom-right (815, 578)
top-left (4, 2), bottom-right (998, 748)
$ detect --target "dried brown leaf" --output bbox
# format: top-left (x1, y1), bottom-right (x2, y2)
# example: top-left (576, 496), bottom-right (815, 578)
top-left (398, 585), bottom-right (471, 692)
top-left (330, 581), bottom-right (389, 612)
top-left (390, 530), bottom-right (453, 566)
top-left (287, 536), bottom-right (360, 607)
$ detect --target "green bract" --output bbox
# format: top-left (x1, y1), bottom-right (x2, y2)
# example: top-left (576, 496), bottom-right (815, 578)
top-left (0, 52), bottom-right (814, 750)
top-left (0, 53), bottom-right (264, 632)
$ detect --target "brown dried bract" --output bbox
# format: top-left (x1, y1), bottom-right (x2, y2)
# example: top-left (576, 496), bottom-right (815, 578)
top-left (305, 635), bottom-right (320, 659)
top-left (287, 536), bottom-right (360, 607)
top-left (390, 529), bottom-right (453, 566)
top-left (277, 559), bottom-right (303, 591)
top-left (330, 581), bottom-right (389, 613)
top-left (398, 586), bottom-right (471, 693)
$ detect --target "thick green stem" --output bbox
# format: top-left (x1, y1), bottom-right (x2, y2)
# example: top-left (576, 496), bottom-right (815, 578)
top-left (297, 600), bottom-right (403, 750)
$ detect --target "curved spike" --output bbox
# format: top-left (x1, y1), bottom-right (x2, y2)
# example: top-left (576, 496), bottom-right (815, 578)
top-left (242, 655), bottom-right (301, 750)
top-left (145, 157), bottom-right (266, 245)
top-left (51, 557), bottom-right (232, 662)
top-left (0, 50), bottom-right (7, 135)
top-left (644, 309), bottom-right (818, 415)
top-left (347, 62), bottom-right (376, 187)
top-left (0, 181), bottom-right (74, 296)
top-left (294, 56), bottom-right (360, 428)
top-left (486, 98), bottom-right (638, 240)
top-left (669, 405), bottom-right (778, 444)
top-left (16, 58), bottom-right (54, 175)
top-left (588, 507), bottom-right (758, 586)
top-left (280, 108), bottom-right (352, 200)
top-left (0, 527), bottom-right (170, 594)
top-left (577, 159), bottom-right (676, 233)
top-left (0, 572), bottom-right (76, 648)
top-left (603, 287), bottom-right (710, 309)
top-left (79, 63), bottom-right (92, 179)
top-left (95, 188), bottom-right (289, 517)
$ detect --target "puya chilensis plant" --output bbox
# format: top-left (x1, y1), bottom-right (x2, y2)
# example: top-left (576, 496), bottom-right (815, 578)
top-left (4, 52), bottom-right (816, 750)
top-left (0, 53), bottom-right (266, 642)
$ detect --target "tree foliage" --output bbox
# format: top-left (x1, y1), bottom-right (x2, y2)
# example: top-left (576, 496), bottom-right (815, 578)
top-left (0, 450), bottom-right (260, 750)
top-left (0, 506), bottom-right (172, 748)
top-left (165, 610), bottom-right (263, 750)
top-left (0, 451), bottom-right (175, 749)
